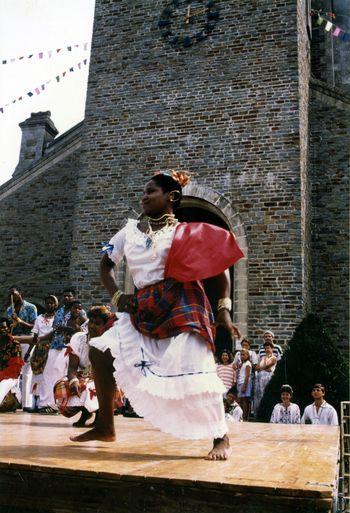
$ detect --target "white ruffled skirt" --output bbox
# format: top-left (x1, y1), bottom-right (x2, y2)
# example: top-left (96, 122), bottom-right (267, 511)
top-left (90, 313), bottom-right (227, 439)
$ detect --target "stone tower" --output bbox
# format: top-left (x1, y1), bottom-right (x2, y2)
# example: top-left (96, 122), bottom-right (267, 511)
top-left (1, 0), bottom-right (348, 348)
top-left (70, 0), bottom-right (314, 346)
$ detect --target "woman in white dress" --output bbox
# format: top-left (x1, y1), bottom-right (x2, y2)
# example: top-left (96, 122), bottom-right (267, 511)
top-left (270, 384), bottom-right (301, 424)
top-left (71, 171), bottom-right (244, 460)
top-left (254, 340), bottom-right (277, 414)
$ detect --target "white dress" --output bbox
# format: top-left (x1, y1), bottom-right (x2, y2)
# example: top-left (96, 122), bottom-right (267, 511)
top-left (90, 219), bottom-right (227, 439)
top-left (30, 314), bottom-right (55, 397)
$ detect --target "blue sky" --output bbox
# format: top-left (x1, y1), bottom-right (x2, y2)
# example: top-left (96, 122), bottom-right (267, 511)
top-left (0, 0), bottom-right (95, 184)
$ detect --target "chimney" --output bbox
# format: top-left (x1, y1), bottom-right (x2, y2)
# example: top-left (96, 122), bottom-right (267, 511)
top-left (13, 111), bottom-right (58, 178)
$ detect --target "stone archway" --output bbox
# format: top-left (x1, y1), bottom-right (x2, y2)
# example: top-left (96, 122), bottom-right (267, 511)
top-left (182, 182), bottom-right (248, 338)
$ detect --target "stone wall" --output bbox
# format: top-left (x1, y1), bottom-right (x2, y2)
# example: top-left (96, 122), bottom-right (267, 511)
top-left (0, 151), bottom-right (80, 310)
top-left (70, 0), bottom-right (309, 345)
top-left (310, 81), bottom-right (350, 348)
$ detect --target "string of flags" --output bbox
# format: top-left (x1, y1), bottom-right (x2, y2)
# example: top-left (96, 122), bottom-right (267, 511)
top-left (1, 43), bottom-right (89, 65)
top-left (0, 59), bottom-right (89, 114)
top-left (310, 10), bottom-right (350, 42)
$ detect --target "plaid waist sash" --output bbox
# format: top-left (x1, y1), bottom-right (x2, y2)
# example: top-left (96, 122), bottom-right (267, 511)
top-left (129, 279), bottom-right (215, 351)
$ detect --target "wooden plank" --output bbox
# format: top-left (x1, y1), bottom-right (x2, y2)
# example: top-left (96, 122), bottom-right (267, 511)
top-left (0, 412), bottom-right (339, 512)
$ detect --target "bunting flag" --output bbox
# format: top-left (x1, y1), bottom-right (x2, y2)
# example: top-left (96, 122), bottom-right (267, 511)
top-left (0, 42), bottom-right (89, 64)
top-left (0, 59), bottom-right (89, 114)
top-left (310, 11), bottom-right (350, 42)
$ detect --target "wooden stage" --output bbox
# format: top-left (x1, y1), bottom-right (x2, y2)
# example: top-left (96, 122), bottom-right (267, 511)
top-left (0, 413), bottom-right (339, 513)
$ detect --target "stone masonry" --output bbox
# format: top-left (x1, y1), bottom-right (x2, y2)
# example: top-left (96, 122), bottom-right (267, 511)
top-left (70, 0), bottom-right (310, 346)
top-left (0, 0), bottom-right (348, 348)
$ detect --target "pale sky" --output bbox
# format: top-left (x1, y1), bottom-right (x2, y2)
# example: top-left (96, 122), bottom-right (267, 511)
top-left (0, 0), bottom-right (95, 185)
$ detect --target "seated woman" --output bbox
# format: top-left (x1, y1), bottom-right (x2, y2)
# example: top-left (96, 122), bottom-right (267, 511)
top-left (216, 349), bottom-right (236, 392)
top-left (270, 384), bottom-right (301, 424)
top-left (0, 318), bottom-right (24, 412)
top-left (54, 306), bottom-right (116, 427)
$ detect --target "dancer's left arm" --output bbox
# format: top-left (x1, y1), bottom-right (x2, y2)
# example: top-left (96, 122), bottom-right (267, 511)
top-left (212, 270), bottom-right (241, 339)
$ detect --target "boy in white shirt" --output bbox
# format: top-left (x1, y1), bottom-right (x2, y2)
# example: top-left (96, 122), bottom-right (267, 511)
top-left (301, 384), bottom-right (338, 426)
top-left (224, 388), bottom-right (243, 423)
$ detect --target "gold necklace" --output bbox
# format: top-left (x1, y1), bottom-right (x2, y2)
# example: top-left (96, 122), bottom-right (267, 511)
top-left (147, 213), bottom-right (176, 226)
top-left (145, 215), bottom-right (178, 257)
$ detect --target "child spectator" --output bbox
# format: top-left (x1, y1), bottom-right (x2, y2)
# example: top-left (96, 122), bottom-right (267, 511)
top-left (237, 349), bottom-right (252, 421)
top-left (216, 349), bottom-right (236, 392)
top-left (233, 338), bottom-right (258, 370)
top-left (224, 388), bottom-right (243, 423)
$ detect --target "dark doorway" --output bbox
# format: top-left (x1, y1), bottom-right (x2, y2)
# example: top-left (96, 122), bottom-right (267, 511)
top-left (176, 199), bottom-right (235, 357)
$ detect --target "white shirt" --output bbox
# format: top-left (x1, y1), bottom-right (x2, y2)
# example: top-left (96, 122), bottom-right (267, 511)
top-left (108, 219), bottom-right (177, 289)
top-left (31, 314), bottom-right (55, 337)
top-left (233, 350), bottom-right (258, 367)
top-left (225, 401), bottom-right (243, 423)
top-left (270, 403), bottom-right (301, 424)
top-left (68, 332), bottom-right (90, 370)
top-left (237, 360), bottom-right (252, 385)
top-left (301, 401), bottom-right (338, 426)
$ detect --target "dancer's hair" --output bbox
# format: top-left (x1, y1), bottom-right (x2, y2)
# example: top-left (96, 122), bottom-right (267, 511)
top-left (8, 285), bottom-right (23, 293)
top-left (151, 171), bottom-right (190, 210)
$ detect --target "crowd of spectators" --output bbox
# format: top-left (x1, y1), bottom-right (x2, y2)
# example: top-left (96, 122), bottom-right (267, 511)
top-left (215, 331), bottom-right (339, 426)
top-left (0, 285), bottom-right (339, 427)
top-left (0, 286), bottom-right (128, 424)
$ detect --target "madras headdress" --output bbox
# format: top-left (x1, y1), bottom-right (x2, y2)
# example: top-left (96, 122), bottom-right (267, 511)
top-left (154, 170), bottom-right (190, 187)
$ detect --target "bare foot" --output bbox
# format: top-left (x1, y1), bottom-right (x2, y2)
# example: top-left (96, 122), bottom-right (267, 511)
top-left (205, 434), bottom-right (231, 461)
top-left (70, 427), bottom-right (116, 442)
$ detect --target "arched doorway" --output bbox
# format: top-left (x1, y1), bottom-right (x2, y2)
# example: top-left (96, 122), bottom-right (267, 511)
top-left (123, 184), bottom-right (248, 352)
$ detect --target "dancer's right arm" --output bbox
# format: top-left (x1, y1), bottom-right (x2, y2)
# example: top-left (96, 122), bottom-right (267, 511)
top-left (100, 254), bottom-right (118, 297)
top-left (100, 254), bottom-right (134, 313)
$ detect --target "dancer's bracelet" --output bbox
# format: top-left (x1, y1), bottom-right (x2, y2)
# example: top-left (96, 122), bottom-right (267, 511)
top-left (217, 297), bottom-right (232, 312)
top-left (111, 290), bottom-right (124, 307)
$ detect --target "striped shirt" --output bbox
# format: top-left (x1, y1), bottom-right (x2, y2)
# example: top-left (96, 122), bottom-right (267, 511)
top-left (216, 363), bottom-right (236, 390)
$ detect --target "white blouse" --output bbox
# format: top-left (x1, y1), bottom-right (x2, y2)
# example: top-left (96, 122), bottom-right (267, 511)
top-left (108, 219), bottom-right (177, 289)
top-left (31, 314), bottom-right (55, 337)
top-left (270, 403), bottom-right (301, 424)
top-left (68, 332), bottom-right (90, 370)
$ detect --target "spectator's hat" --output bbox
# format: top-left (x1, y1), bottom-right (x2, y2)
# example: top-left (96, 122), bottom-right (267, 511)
top-left (263, 329), bottom-right (275, 338)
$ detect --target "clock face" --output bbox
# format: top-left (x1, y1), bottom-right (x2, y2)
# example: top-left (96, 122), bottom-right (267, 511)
top-left (158, 0), bottom-right (220, 49)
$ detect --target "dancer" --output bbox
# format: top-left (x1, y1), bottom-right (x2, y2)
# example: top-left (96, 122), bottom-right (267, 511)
top-left (0, 318), bottom-right (24, 411)
top-left (54, 306), bottom-right (116, 427)
top-left (71, 171), bottom-right (244, 460)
